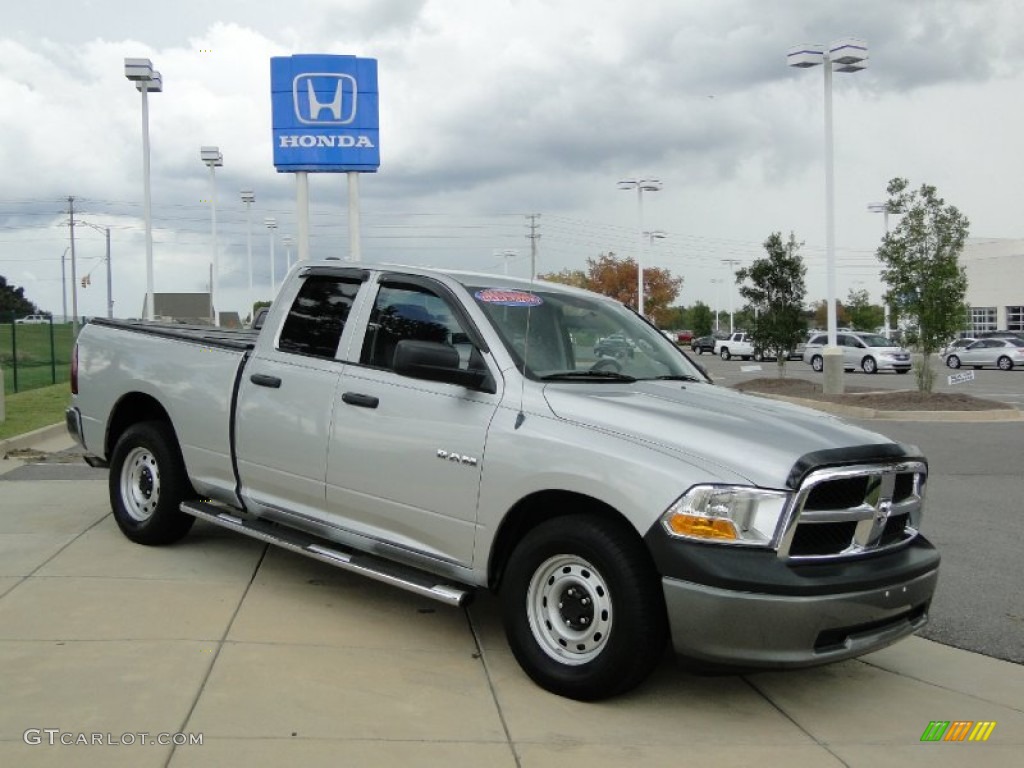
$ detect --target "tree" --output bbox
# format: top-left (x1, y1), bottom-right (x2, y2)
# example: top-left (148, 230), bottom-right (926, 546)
top-left (0, 275), bottom-right (40, 317)
top-left (845, 288), bottom-right (884, 331)
top-left (876, 178), bottom-right (969, 393)
top-left (540, 252), bottom-right (683, 326)
top-left (810, 299), bottom-right (849, 329)
top-left (690, 302), bottom-right (714, 337)
top-left (736, 232), bottom-right (807, 375)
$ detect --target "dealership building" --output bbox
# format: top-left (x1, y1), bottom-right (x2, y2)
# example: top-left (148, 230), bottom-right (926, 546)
top-left (962, 238), bottom-right (1024, 334)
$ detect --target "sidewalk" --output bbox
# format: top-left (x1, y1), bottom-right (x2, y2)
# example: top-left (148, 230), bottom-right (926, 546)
top-left (1, 436), bottom-right (1022, 767)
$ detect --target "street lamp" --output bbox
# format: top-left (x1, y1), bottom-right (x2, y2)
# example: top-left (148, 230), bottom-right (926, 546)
top-left (265, 217), bottom-right (278, 295)
top-left (494, 249), bottom-right (518, 275)
top-left (281, 235), bottom-right (294, 271)
top-left (788, 38), bottom-right (868, 394)
top-left (710, 278), bottom-right (723, 332)
top-left (241, 190), bottom-right (255, 322)
top-left (617, 177), bottom-right (662, 316)
top-left (77, 220), bottom-right (113, 319)
top-left (200, 146), bottom-right (223, 325)
top-left (868, 201), bottom-right (903, 339)
top-left (124, 58), bottom-right (162, 320)
top-left (722, 259), bottom-right (740, 333)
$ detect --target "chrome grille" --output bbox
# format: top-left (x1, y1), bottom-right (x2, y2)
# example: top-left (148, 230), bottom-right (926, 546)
top-left (778, 461), bottom-right (926, 561)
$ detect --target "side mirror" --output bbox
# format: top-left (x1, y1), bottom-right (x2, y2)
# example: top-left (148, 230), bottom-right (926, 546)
top-left (393, 340), bottom-right (496, 394)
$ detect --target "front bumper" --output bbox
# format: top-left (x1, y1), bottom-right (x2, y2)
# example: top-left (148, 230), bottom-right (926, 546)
top-left (662, 566), bottom-right (937, 667)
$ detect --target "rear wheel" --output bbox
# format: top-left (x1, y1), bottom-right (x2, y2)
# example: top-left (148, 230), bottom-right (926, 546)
top-left (811, 355), bottom-right (824, 373)
top-left (501, 515), bottom-right (667, 701)
top-left (997, 356), bottom-right (1014, 371)
top-left (109, 421), bottom-right (195, 545)
top-left (720, 348), bottom-right (731, 361)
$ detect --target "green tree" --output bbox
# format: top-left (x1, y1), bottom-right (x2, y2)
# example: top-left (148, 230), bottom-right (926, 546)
top-left (876, 178), bottom-right (969, 393)
top-left (810, 299), bottom-right (849, 329)
top-left (0, 275), bottom-right (40, 317)
top-left (845, 288), bottom-right (884, 331)
top-left (690, 301), bottom-right (713, 337)
top-left (736, 232), bottom-right (807, 375)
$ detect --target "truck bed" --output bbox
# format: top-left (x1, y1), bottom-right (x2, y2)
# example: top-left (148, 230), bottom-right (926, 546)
top-left (89, 318), bottom-right (259, 351)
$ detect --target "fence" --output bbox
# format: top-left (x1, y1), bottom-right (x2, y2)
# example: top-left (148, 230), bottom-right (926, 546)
top-left (0, 313), bottom-right (74, 394)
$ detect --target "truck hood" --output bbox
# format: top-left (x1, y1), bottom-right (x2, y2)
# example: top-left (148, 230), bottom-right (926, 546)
top-left (542, 381), bottom-right (892, 488)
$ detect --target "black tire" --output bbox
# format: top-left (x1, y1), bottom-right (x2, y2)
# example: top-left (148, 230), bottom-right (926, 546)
top-left (500, 515), bottom-right (667, 701)
top-left (720, 348), bottom-right (731, 361)
top-left (811, 355), bottom-right (824, 373)
top-left (862, 356), bottom-right (878, 374)
top-left (896, 369), bottom-right (910, 374)
top-left (753, 351), bottom-right (764, 362)
top-left (108, 421), bottom-right (196, 545)
top-left (946, 355), bottom-right (961, 369)
top-left (997, 356), bottom-right (1014, 371)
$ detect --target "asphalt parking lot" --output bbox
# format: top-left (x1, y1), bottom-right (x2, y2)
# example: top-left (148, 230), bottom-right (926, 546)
top-left (1, 402), bottom-right (1023, 766)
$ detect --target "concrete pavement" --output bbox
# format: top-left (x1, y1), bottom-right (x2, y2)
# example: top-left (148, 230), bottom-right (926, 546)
top-left (1, 434), bottom-right (1023, 767)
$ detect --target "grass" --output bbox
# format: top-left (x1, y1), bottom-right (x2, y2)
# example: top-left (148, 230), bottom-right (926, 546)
top-left (0, 383), bottom-right (70, 441)
top-left (0, 322), bottom-right (74, 394)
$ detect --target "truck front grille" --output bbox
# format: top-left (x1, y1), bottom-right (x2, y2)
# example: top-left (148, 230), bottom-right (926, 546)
top-left (778, 461), bottom-right (926, 561)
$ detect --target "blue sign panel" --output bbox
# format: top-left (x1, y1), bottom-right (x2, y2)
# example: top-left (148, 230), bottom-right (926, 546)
top-left (271, 55), bottom-right (380, 173)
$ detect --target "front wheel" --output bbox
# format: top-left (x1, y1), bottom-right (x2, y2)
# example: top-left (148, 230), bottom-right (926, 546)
top-left (109, 421), bottom-right (196, 545)
top-left (862, 356), bottom-right (878, 374)
top-left (997, 356), bottom-right (1014, 371)
top-left (946, 355), bottom-right (961, 369)
top-left (811, 355), bottom-right (824, 373)
top-left (500, 515), bottom-right (667, 701)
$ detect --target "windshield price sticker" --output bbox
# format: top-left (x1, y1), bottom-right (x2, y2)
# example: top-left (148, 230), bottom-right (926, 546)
top-left (948, 371), bottom-right (975, 385)
top-left (475, 289), bottom-right (543, 307)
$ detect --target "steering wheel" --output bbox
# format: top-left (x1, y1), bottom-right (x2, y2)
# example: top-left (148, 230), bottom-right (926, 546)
top-left (591, 357), bottom-right (622, 373)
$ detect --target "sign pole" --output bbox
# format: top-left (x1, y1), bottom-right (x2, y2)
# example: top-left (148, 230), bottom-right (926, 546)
top-left (296, 172), bottom-right (310, 261)
top-left (348, 171), bottom-right (361, 262)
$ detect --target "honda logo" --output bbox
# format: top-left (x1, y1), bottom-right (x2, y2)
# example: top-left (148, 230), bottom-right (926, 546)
top-left (293, 73), bottom-right (357, 125)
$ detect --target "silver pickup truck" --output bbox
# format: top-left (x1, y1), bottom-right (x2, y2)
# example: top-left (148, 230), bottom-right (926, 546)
top-left (66, 262), bottom-right (939, 700)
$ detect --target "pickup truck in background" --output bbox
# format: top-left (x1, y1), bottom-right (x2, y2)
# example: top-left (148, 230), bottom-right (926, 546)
top-left (714, 332), bottom-right (755, 360)
top-left (67, 262), bottom-right (940, 700)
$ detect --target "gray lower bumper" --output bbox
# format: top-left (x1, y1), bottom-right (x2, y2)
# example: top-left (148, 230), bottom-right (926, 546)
top-left (662, 567), bottom-right (938, 667)
top-left (65, 407), bottom-right (85, 448)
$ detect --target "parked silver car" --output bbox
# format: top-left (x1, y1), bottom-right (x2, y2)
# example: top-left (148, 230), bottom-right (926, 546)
top-left (802, 332), bottom-right (912, 374)
top-left (944, 338), bottom-right (1024, 371)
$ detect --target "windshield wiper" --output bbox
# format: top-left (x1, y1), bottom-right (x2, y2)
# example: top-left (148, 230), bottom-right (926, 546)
top-left (645, 374), bottom-right (704, 382)
top-left (540, 371), bottom-right (638, 382)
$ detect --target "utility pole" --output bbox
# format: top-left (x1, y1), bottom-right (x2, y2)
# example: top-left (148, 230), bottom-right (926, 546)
top-left (525, 213), bottom-right (541, 280)
top-left (68, 196), bottom-right (79, 337)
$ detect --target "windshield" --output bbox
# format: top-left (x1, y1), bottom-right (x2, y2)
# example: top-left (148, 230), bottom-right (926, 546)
top-left (468, 285), bottom-right (706, 382)
top-left (860, 334), bottom-right (899, 347)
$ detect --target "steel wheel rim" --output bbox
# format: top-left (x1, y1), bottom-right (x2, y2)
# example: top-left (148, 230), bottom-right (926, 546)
top-left (120, 446), bottom-right (160, 522)
top-left (526, 554), bottom-right (613, 665)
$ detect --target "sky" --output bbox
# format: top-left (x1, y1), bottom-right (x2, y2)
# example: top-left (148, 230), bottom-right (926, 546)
top-left (1, 0), bottom-right (1023, 322)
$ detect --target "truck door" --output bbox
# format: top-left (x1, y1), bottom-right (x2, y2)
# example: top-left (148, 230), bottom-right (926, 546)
top-left (326, 276), bottom-right (502, 568)
top-left (235, 272), bottom-right (365, 520)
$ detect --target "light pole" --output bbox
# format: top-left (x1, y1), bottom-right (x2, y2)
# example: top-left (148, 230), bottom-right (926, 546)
top-left (722, 259), bottom-right (740, 333)
top-left (710, 278), bottom-right (723, 332)
top-left (77, 220), bottom-right (113, 319)
top-left (200, 147), bottom-right (223, 325)
top-left (265, 217), bottom-right (278, 295)
top-left (617, 177), bottom-right (662, 316)
top-left (124, 58), bottom-right (162, 320)
top-left (494, 249), bottom-right (518, 276)
top-left (788, 38), bottom-right (868, 393)
top-left (281, 235), bottom-right (294, 271)
top-left (868, 201), bottom-right (902, 339)
top-left (241, 190), bottom-right (255, 322)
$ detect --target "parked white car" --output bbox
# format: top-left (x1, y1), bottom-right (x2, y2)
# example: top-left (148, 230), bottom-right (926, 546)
top-left (15, 314), bottom-right (50, 324)
top-left (944, 338), bottom-right (1024, 371)
top-left (802, 332), bottom-right (912, 374)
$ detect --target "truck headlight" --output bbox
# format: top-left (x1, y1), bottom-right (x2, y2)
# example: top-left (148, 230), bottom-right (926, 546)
top-left (660, 485), bottom-right (790, 547)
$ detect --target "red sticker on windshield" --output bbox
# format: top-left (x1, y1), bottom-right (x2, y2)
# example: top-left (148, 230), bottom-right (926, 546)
top-left (474, 289), bottom-right (543, 307)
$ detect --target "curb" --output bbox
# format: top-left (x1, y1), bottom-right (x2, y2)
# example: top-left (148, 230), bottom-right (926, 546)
top-left (756, 393), bottom-right (1023, 422)
top-left (0, 422), bottom-right (67, 454)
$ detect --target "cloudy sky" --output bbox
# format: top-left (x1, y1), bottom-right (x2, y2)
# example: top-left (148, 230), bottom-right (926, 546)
top-left (2, 0), bottom-right (1022, 321)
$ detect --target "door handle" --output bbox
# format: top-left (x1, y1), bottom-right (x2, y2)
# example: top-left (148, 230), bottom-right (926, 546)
top-left (250, 373), bottom-right (282, 389)
top-left (342, 392), bottom-right (379, 409)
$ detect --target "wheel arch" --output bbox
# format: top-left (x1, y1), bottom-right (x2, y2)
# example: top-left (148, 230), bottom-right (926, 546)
top-left (486, 490), bottom-right (645, 591)
top-left (105, 392), bottom-right (176, 459)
